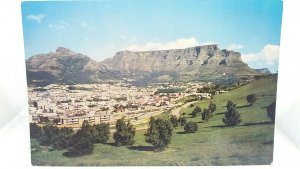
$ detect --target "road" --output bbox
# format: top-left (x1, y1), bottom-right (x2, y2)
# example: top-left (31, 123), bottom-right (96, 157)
top-left (123, 100), bottom-right (199, 130)
top-left (171, 101), bottom-right (198, 117)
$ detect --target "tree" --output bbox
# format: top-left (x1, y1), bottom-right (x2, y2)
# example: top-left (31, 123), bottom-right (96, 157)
top-left (113, 117), bottom-right (136, 146)
top-left (29, 123), bottom-right (41, 138)
top-left (81, 120), bottom-right (93, 131)
top-left (197, 86), bottom-right (211, 93)
top-left (145, 117), bottom-right (173, 151)
top-left (52, 127), bottom-right (74, 150)
top-left (53, 118), bottom-right (60, 125)
top-left (78, 121), bottom-right (111, 144)
top-left (246, 94), bottom-right (257, 105)
top-left (178, 116), bottom-right (187, 126)
top-left (67, 128), bottom-right (94, 156)
top-left (170, 115), bottom-right (178, 127)
top-left (184, 121), bottom-right (198, 133)
top-left (33, 101), bottom-right (38, 108)
top-left (39, 116), bottom-right (50, 123)
top-left (38, 124), bottom-right (59, 146)
top-left (91, 123), bottom-right (110, 143)
top-left (226, 101), bottom-right (234, 110)
top-left (223, 101), bottom-right (241, 126)
top-left (191, 106), bottom-right (202, 117)
top-left (267, 100), bottom-right (276, 123)
top-left (208, 101), bottom-right (217, 112)
top-left (202, 109), bottom-right (212, 122)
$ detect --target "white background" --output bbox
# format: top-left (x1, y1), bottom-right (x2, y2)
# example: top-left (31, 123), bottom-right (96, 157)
top-left (0, 0), bottom-right (300, 169)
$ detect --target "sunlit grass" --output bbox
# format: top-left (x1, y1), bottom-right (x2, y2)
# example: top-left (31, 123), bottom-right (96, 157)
top-left (31, 76), bottom-right (277, 166)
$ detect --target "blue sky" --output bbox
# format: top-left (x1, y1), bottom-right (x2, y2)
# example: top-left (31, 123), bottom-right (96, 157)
top-left (22, 0), bottom-right (282, 72)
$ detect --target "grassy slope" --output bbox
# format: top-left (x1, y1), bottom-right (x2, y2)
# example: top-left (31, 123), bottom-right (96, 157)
top-left (31, 76), bottom-right (277, 166)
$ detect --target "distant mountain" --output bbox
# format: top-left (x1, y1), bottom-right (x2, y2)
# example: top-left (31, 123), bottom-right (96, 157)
top-left (255, 68), bottom-right (272, 75)
top-left (26, 47), bottom-right (120, 86)
top-left (103, 44), bottom-right (260, 84)
top-left (26, 45), bottom-right (264, 86)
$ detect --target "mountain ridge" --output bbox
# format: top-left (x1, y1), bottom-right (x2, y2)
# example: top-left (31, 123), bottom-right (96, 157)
top-left (26, 45), bottom-right (267, 86)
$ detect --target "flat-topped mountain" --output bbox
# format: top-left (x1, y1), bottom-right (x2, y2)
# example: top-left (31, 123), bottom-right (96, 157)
top-left (103, 45), bottom-right (259, 84)
top-left (26, 45), bottom-right (265, 86)
top-left (104, 45), bottom-right (248, 72)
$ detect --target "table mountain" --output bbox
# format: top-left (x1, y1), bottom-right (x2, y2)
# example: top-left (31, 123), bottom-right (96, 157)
top-left (103, 44), bottom-right (259, 84)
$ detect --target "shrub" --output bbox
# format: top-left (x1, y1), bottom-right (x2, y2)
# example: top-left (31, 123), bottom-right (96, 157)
top-left (38, 124), bottom-right (59, 146)
top-left (246, 94), bottom-right (257, 105)
top-left (170, 115), bottom-right (179, 127)
top-left (91, 123), bottom-right (110, 143)
top-left (145, 117), bottom-right (173, 151)
top-left (208, 101), bottom-right (217, 112)
top-left (202, 109), bottom-right (212, 122)
top-left (76, 121), bottom-right (110, 144)
top-left (226, 101), bottom-right (234, 110)
top-left (223, 101), bottom-right (241, 126)
top-left (52, 127), bottom-right (74, 150)
top-left (81, 120), bottom-right (93, 131)
top-left (178, 116), bottom-right (187, 126)
top-left (192, 106), bottom-right (202, 117)
top-left (67, 128), bottom-right (94, 156)
top-left (184, 121), bottom-right (198, 133)
top-left (113, 117), bottom-right (135, 146)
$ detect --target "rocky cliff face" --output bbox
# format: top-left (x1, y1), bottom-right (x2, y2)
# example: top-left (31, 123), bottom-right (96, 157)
top-left (26, 45), bottom-right (261, 86)
top-left (26, 47), bottom-right (118, 86)
top-left (104, 45), bottom-right (252, 72)
top-left (103, 45), bottom-right (258, 84)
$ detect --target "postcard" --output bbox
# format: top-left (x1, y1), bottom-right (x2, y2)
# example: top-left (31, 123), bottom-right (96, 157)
top-left (22, 0), bottom-right (282, 166)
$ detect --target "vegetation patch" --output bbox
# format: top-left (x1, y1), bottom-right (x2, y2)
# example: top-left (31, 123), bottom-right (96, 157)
top-left (31, 76), bottom-right (277, 166)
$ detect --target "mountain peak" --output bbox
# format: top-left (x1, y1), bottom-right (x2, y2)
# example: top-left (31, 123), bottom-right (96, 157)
top-left (55, 47), bottom-right (75, 55)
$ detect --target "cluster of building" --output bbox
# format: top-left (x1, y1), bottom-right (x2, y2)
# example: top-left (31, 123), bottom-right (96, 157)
top-left (28, 82), bottom-right (216, 128)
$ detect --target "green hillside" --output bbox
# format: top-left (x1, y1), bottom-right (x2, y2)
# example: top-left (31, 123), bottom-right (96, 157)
top-left (31, 76), bottom-right (277, 166)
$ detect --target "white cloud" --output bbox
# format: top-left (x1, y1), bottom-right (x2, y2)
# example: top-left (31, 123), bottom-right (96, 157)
top-left (48, 20), bottom-right (69, 29)
top-left (199, 41), bottom-right (218, 46)
top-left (125, 37), bottom-right (215, 51)
top-left (241, 44), bottom-right (280, 65)
top-left (26, 14), bottom-right (46, 23)
top-left (227, 44), bottom-right (244, 50)
top-left (262, 44), bottom-right (280, 65)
